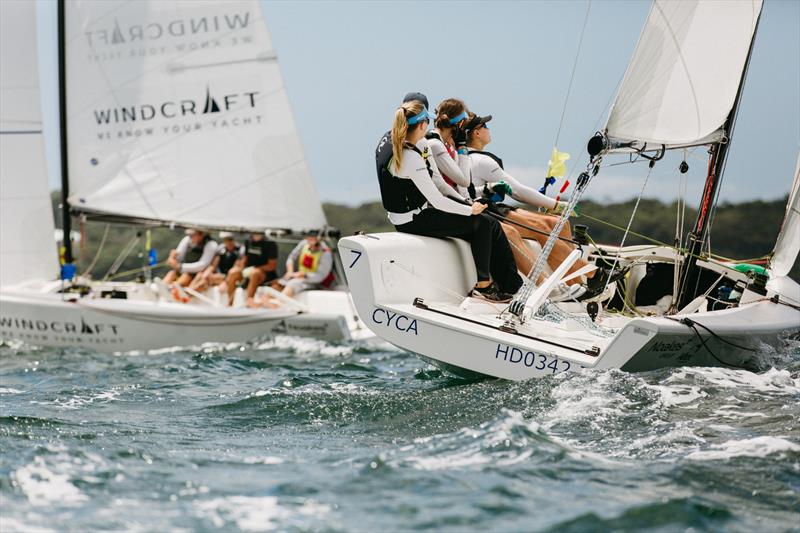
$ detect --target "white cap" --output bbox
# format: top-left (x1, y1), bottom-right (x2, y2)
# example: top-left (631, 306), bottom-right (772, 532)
top-left (219, 231), bottom-right (234, 240)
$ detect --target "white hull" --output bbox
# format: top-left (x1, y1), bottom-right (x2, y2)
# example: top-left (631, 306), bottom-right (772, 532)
top-left (0, 280), bottom-right (371, 352)
top-left (338, 233), bottom-right (800, 381)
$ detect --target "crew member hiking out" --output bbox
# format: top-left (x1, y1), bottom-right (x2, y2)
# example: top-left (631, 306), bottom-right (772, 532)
top-left (188, 231), bottom-right (243, 295)
top-left (377, 100), bottom-right (521, 303)
top-left (225, 232), bottom-right (278, 307)
top-left (466, 112), bottom-right (616, 301)
top-left (164, 228), bottom-right (217, 301)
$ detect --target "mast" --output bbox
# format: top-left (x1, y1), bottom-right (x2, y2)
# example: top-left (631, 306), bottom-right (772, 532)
top-left (57, 0), bottom-right (73, 267)
top-left (676, 9), bottom-right (763, 308)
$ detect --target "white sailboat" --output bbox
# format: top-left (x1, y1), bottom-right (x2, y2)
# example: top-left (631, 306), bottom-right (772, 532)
top-left (339, 0), bottom-right (800, 380)
top-left (0, 0), bottom-right (369, 351)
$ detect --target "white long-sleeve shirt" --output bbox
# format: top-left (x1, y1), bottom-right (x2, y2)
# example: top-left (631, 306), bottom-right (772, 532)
top-left (469, 151), bottom-right (557, 210)
top-left (427, 134), bottom-right (472, 201)
top-left (175, 236), bottom-right (219, 274)
top-left (387, 146), bottom-right (472, 225)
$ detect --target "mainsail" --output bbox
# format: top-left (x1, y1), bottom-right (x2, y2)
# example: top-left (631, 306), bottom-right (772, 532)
top-left (64, 0), bottom-right (326, 233)
top-left (604, 0), bottom-right (763, 151)
top-left (0, 1), bottom-right (60, 286)
top-left (771, 154), bottom-right (800, 277)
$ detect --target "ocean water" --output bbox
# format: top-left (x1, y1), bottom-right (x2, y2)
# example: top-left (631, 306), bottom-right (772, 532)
top-left (1, 336), bottom-right (798, 532)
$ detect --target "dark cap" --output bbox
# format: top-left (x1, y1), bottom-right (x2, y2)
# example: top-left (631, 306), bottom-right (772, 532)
top-left (403, 92), bottom-right (429, 109)
top-left (465, 113), bottom-right (492, 132)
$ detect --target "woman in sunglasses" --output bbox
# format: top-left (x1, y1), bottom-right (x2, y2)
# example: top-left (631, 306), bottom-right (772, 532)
top-left (466, 112), bottom-right (608, 300)
top-left (376, 100), bottom-right (521, 302)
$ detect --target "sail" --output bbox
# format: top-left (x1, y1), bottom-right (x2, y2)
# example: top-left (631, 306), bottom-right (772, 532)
top-left (604, 0), bottom-right (762, 151)
top-left (0, 0), bottom-right (60, 287)
top-left (770, 154), bottom-right (800, 277)
top-left (64, 0), bottom-right (326, 233)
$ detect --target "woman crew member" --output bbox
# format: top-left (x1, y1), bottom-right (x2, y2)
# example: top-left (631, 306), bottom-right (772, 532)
top-left (426, 98), bottom-right (472, 199)
top-left (466, 112), bottom-right (608, 299)
top-left (377, 101), bottom-right (521, 302)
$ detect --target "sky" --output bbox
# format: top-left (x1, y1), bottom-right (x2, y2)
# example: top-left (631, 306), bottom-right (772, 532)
top-left (38, 0), bottom-right (799, 208)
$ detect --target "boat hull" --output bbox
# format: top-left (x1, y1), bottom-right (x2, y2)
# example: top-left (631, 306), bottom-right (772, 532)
top-left (0, 287), bottom-right (362, 351)
top-left (338, 233), bottom-right (800, 381)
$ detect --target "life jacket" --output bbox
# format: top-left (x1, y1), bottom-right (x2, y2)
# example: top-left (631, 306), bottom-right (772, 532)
top-left (298, 242), bottom-right (335, 288)
top-left (375, 136), bottom-right (429, 214)
top-left (469, 149), bottom-right (504, 169)
top-left (425, 131), bottom-right (458, 191)
top-left (184, 235), bottom-right (210, 264)
top-left (217, 245), bottom-right (240, 274)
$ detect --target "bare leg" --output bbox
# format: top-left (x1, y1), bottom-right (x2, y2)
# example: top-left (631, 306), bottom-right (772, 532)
top-left (189, 273), bottom-right (208, 292)
top-left (163, 270), bottom-right (178, 284)
top-left (500, 223), bottom-right (545, 285)
top-left (225, 268), bottom-right (243, 306)
top-left (246, 269), bottom-right (266, 307)
top-left (507, 211), bottom-right (590, 285)
top-left (176, 273), bottom-right (194, 287)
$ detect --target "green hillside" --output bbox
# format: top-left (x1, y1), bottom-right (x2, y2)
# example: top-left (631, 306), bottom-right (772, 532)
top-left (52, 193), bottom-right (798, 281)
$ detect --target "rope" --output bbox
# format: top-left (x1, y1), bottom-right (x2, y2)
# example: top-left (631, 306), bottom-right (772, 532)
top-left (602, 164), bottom-right (653, 294)
top-left (80, 223), bottom-right (110, 276)
top-left (577, 212), bottom-right (771, 270)
top-left (483, 210), bottom-right (579, 246)
top-left (102, 233), bottom-right (140, 280)
top-left (664, 316), bottom-right (752, 369)
top-left (105, 260), bottom-right (168, 281)
top-left (506, 164), bottom-right (598, 319)
top-left (553, 0), bottom-right (592, 148)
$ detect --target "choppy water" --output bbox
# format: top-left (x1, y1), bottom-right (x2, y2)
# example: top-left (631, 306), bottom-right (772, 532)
top-left (1, 336), bottom-right (798, 532)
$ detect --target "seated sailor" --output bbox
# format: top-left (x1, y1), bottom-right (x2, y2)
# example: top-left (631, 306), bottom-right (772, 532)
top-left (225, 232), bottom-right (278, 307)
top-left (163, 228), bottom-right (218, 294)
top-left (188, 231), bottom-right (243, 294)
top-left (425, 98), bottom-right (473, 199)
top-left (426, 101), bottom-right (567, 292)
top-left (465, 112), bottom-right (615, 300)
top-left (376, 100), bottom-right (521, 303)
top-left (257, 235), bottom-right (335, 308)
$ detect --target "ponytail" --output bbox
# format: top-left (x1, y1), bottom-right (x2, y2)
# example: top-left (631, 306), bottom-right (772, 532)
top-left (391, 108), bottom-right (408, 173)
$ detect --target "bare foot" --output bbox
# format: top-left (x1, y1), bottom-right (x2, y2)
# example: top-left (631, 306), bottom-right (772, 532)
top-left (263, 298), bottom-right (281, 309)
top-left (246, 297), bottom-right (260, 309)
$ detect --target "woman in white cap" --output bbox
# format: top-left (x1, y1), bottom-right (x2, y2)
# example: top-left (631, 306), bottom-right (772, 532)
top-left (376, 100), bottom-right (521, 302)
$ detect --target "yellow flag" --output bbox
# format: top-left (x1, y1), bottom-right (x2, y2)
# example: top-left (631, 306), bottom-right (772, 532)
top-left (546, 147), bottom-right (570, 178)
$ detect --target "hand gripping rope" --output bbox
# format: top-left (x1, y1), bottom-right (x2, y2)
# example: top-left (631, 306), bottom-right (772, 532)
top-left (505, 159), bottom-right (600, 321)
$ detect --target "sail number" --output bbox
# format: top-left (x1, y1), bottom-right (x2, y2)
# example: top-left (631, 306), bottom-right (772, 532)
top-left (494, 343), bottom-right (571, 373)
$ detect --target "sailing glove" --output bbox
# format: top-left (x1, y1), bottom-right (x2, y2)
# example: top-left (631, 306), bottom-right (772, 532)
top-left (483, 181), bottom-right (513, 202)
top-left (452, 126), bottom-right (468, 148)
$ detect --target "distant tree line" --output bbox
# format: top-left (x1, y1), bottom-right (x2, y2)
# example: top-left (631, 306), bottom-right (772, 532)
top-left (53, 193), bottom-right (798, 281)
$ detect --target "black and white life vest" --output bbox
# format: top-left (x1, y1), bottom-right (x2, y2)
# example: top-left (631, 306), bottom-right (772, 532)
top-left (375, 136), bottom-right (429, 213)
top-left (184, 235), bottom-right (210, 264)
top-left (468, 148), bottom-right (504, 170)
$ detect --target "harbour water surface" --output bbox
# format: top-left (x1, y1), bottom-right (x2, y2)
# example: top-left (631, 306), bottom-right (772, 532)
top-left (1, 337), bottom-right (798, 531)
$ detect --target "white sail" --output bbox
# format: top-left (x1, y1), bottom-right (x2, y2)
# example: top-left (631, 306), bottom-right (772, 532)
top-left (64, 0), bottom-right (326, 233)
top-left (0, 0), bottom-right (60, 287)
top-left (605, 0), bottom-right (762, 150)
top-left (770, 154), bottom-right (800, 277)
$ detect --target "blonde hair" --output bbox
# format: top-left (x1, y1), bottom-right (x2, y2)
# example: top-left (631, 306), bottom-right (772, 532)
top-left (391, 100), bottom-right (426, 172)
